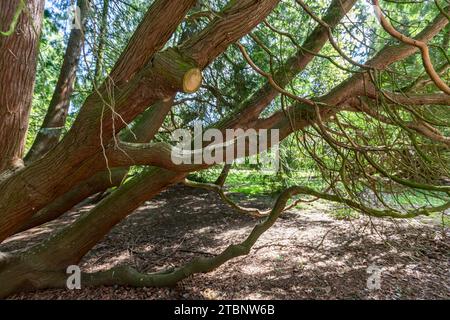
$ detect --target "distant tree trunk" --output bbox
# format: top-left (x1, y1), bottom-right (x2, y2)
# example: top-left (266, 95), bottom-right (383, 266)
top-left (0, 0), bottom-right (44, 172)
top-left (93, 0), bottom-right (109, 86)
top-left (215, 164), bottom-right (232, 187)
top-left (25, 0), bottom-right (88, 163)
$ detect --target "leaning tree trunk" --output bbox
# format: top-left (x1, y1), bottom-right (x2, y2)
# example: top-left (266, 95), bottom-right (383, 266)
top-left (1, 0), bottom-right (446, 299)
top-left (14, 98), bottom-right (174, 234)
top-left (0, 0), bottom-right (282, 297)
top-left (11, 0), bottom-right (357, 235)
top-left (0, 0), bottom-right (44, 172)
top-left (25, 0), bottom-right (89, 163)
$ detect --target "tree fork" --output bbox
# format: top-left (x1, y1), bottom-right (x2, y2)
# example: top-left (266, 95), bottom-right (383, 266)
top-left (0, 185), bottom-right (297, 297)
top-left (0, 0), bottom-right (279, 242)
top-left (12, 98), bottom-right (176, 235)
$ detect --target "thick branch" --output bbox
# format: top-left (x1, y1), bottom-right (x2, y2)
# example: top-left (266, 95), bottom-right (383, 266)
top-left (0, 0), bottom-right (281, 243)
top-left (373, 1), bottom-right (450, 94)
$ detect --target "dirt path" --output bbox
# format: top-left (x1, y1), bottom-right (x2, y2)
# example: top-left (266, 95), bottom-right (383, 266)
top-left (2, 185), bottom-right (449, 300)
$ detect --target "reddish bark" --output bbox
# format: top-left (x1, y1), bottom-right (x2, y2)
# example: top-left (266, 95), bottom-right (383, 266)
top-left (0, 0), bottom-right (44, 171)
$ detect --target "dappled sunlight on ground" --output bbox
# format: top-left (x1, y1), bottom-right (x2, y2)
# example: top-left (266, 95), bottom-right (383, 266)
top-left (2, 184), bottom-right (449, 300)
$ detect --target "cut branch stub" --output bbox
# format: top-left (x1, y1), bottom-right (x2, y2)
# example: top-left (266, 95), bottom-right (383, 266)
top-left (183, 68), bottom-right (202, 93)
top-left (151, 48), bottom-right (202, 94)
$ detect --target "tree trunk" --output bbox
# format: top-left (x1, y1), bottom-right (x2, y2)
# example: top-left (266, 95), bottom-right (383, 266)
top-left (0, 0), bottom-right (280, 243)
top-left (0, 0), bottom-right (199, 242)
top-left (215, 164), bottom-right (232, 186)
top-left (14, 98), bottom-right (174, 234)
top-left (0, 0), bottom-right (44, 172)
top-left (25, 0), bottom-right (89, 163)
top-left (93, 0), bottom-right (109, 86)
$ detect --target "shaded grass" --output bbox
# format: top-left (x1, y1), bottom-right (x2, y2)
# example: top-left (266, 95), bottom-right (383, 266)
top-left (188, 167), bottom-right (448, 224)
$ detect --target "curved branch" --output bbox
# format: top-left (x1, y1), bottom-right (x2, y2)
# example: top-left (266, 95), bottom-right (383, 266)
top-left (108, 141), bottom-right (207, 172)
top-left (183, 178), bottom-right (271, 217)
top-left (373, 0), bottom-right (450, 94)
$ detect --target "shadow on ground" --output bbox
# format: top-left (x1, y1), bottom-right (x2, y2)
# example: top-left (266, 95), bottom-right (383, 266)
top-left (2, 184), bottom-right (449, 300)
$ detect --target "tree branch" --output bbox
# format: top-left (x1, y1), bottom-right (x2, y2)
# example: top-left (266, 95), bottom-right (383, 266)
top-left (373, 0), bottom-right (450, 94)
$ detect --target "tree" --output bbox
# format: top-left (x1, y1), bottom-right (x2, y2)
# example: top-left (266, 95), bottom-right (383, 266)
top-left (0, 0), bottom-right (448, 297)
top-left (0, 0), bottom-right (45, 171)
top-left (25, 0), bottom-right (89, 163)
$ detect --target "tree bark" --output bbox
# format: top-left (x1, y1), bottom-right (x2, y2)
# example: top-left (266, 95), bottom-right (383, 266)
top-left (0, 0), bottom-right (44, 172)
top-left (0, 0), bottom-right (280, 243)
top-left (0, 0), bottom-right (198, 242)
top-left (14, 170), bottom-right (124, 233)
top-left (14, 98), bottom-right (175, 234)
top-left (19, 0), bottom-right (354, 233)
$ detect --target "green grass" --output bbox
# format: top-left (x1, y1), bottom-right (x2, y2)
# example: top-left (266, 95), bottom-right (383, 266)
top-left (189, 168), bottom-right (326, 196)
top-left (188, 167), bottom-right (448, 224)
top-left (330, 207), bottom-right (360, 220)
top-left (430, 212), bottom-right (450, 227)
top-left (225, 170), bottom-right (281, 195)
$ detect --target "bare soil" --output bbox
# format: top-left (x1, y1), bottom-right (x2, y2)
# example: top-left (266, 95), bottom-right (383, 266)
top-left (2, 185), bottom-right (449, 300)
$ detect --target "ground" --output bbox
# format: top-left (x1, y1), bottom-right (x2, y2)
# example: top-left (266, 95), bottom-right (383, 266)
top-left (2, 184), bottom-right (449, 300)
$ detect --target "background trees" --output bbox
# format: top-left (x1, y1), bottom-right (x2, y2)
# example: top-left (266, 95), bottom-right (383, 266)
top-left (0, 0), bottom-right (448, 297)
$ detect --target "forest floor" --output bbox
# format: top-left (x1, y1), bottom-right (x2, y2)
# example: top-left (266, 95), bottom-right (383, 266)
top-left (2, 184), bottom-right (449, 300)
